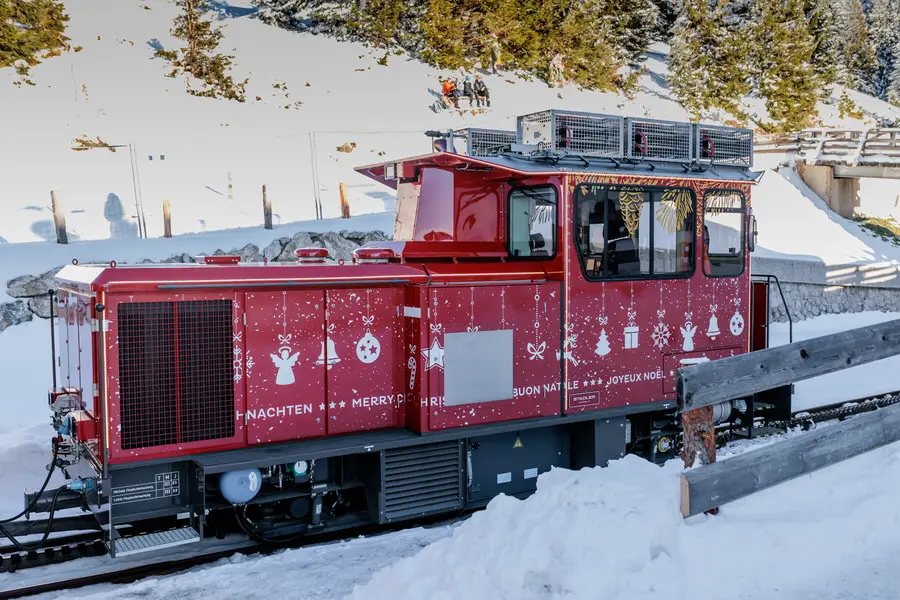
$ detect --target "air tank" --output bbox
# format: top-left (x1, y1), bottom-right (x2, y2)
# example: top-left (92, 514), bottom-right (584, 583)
top-left (219, 468), bottom-right (262, 505)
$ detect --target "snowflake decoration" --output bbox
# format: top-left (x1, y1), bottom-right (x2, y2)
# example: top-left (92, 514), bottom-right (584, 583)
top-left (651, 321), bottom-right (671, 349)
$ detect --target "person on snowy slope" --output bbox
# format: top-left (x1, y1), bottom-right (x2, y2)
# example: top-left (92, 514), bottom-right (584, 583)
top-left (474, 75), bottom-right (490, 107)
top-left (462, 76), bottom-right (475, 106)
top-left (442, 77), bottom-right (459, 108)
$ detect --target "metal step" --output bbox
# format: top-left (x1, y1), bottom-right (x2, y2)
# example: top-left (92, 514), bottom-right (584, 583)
top-left (113, 527), bottom-right (200, 557)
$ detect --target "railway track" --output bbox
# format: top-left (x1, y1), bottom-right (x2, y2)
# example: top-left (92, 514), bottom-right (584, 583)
top-left (2, 389), bottom-right (899, 599)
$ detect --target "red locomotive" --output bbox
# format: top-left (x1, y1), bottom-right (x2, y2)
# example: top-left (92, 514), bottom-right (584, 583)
top-left (37, 110), bottom-right (789, 557)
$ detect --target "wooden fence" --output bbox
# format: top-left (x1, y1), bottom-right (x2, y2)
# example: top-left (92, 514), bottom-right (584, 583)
top-left (677, 318), bottom-right (900, 517)
top-left (756, 128), bottom-right (900, 164)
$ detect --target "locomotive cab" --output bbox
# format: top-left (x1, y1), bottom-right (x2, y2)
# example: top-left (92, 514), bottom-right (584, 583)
top-left (35, 111), bottom-right (790, 557)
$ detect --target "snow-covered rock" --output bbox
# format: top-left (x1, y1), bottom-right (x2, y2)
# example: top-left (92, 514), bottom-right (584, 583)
top-left (0, 301), bottom-right (33, 333)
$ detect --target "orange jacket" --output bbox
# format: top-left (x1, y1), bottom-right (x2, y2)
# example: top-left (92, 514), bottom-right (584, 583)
top-left (442, 80), bottom-right (456, 95)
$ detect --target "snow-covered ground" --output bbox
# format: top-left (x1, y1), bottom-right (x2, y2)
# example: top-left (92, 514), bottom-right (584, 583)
top-left (3, 0), bottom-right (900, 261)
top-left (1, 310), bottom-right (898, 597)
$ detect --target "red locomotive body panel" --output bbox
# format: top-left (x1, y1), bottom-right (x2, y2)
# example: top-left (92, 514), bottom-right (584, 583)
top-left (421, 282), bottom-right (562, 431)
top-left (560, 174), bottom-right (752, 412)
top-left (325, 287), bottom-right (406, 434)
top-left (244, 290), bottom-right (327, 444)
top-left (104, 290), bottom-right (247, 464)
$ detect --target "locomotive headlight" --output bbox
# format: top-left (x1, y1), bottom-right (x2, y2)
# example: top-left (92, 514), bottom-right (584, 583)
top-left (293, 461), bottom-right (308, 476)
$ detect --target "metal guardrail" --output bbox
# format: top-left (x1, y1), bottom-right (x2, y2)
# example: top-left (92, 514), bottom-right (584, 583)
top-left (756, 128), bottom-right (900, 165)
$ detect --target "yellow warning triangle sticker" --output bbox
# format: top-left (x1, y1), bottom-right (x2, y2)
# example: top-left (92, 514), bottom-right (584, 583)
top-left (513, 436), bottom-right (523, 449)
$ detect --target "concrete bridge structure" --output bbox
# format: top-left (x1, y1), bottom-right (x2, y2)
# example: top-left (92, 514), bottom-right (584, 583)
top-left (756, 128), bottom-right (900, 217)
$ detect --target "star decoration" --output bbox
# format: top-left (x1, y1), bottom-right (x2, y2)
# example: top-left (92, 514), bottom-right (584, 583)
top-left (319, 403), bottom-right (325, 411)
top-left (329, 402), bottom-right (336, 409)
top-left (422, 338), bottom-right (445, 371)
top-left (339, 400), bottom-right (346, 408)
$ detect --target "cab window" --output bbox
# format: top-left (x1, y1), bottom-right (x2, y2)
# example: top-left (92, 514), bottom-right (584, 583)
top-left (508, 186), bottom-right (557, 258)
top-left (703, 190), bottom-right (745, 277)
top-left (574, 184), bottom-right (694, 279)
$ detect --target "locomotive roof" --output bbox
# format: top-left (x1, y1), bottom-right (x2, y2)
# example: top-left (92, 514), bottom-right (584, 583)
top-left (355, 151), bottom-right (761, 189)
top-left (54, 261), bottom-right (431, 293)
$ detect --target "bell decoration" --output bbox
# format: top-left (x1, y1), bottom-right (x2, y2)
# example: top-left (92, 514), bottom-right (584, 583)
top-left (316, 337), bottom-right (341, 370)
top-left (706, 314), bottom-right (720, 339)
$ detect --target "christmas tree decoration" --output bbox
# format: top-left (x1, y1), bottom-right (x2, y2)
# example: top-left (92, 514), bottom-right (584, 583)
top-left (624, 282), bottom-right (639, 349)
top-left (557, 324), bottom-right (580, 366)
top-left (355, 290), bottom-right (382, 364)
top-left (651, 283), bottom-right (670, 350)
top-left (706, 280), bottom-right (720, 339)
top-left (706, 306), bottom-right (721, 339)
top-left (594, 283), bottom-right (612, 357)
top-left (681, 279), bottom-right (696, 351)
top-left (619, 188), bottom-right (645, 239)
top-left (595, 321), bottom-right (612, 357)
top-left (467, 287), bottom-right (480, 332)
top-left (529, 286), bottom-right (547, 360)
top-left (729, 278), bottom-right (745, 336)
top-left (269, 292), bottom-right (300, 385)
top-left (316, 323), bottom-right (341, 370)
top-left (655, 188), bottom-right (693, 233)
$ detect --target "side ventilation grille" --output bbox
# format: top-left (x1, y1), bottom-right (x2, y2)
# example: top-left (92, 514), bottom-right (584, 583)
top-left (118, 300), bottom-right (234, 450)
top-left (382, 441), bottom-right (463, 522)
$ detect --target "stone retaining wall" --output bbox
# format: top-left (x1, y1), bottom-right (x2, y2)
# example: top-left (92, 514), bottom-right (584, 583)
top-left (751, 255), bottom-right (900, 322)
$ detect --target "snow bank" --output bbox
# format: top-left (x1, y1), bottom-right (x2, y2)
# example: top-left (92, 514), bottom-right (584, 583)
top-left (347, 444), bottom-right (900, 600)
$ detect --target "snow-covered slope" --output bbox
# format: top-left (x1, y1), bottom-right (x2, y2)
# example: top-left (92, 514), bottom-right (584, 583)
top-left (753, 166), bottom-right (900, 265)
top-left (3, 0), bottom-right (900, 252)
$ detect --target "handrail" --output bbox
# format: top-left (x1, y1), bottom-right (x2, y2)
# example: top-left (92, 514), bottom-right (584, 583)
top-left (751, 273), bottom-right (792, 345)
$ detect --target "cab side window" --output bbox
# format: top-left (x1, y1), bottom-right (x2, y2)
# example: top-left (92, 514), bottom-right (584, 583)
top-left (508, 186), bottom-right (557, 258)
top-left (703, 190), bottom-right (745, 277)
top-left (574, 184), bottom-right (694, 279)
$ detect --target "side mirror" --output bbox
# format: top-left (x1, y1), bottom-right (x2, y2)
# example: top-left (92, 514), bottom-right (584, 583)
top-left (748, 213), bottom-right (758, 253)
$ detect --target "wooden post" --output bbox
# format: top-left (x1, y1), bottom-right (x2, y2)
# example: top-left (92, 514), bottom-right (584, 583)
top-left (163, 199), bottom-right (172, 238)
top-left (50, 191), bottom-right (68, 244)
top-left (262, 185), bottom-right (273, 229)
top-left (339, 182), bottom-right (351, 219)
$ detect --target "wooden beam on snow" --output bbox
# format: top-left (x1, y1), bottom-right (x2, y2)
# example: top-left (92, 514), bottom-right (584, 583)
top-left (677, 318), bottom-right (900, 411)
top-left (680, 401), bottom-right (900, 518)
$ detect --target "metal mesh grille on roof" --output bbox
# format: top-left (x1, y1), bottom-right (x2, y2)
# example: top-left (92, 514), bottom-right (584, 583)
top-left (455, 128), bottom-right (516, 156)
top-left (696, 124), bottom-right (753, 167)
top-left (518, 110), bottom-right (625, 158)
top-left (627, 118), bottom-right (693, 163)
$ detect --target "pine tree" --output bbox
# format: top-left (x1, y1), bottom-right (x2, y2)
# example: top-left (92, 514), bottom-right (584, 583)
top-left (155, 0), bottom-right (247, 101)
top-left (804, 0), bottom-right (840, 90)
top-left (649, 0), bottom-right (681, 38)
top-left (866, 0), bottom-right (900, 99)
top-left (667, 0), bottom-right (750, 120)
top-left (597, 0), bottom-right (658, 67)
top-left (0, 0), bottom-right (70, 72)
top-left (752, 0), bottom-right (820, 131)
top-left (555, 0), bottom-right (621, 89)
top-left (834, 0), bottom-right (877, 95)
top-left (890, 39), bottom-right (900, 105)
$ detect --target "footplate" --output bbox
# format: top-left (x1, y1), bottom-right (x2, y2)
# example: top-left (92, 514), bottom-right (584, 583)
top-left (113, 527), bottom-right (200, 557)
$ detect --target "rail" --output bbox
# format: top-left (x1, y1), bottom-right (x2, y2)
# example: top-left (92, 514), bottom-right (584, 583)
top-left (755, 128), bottom-right (900, 166)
